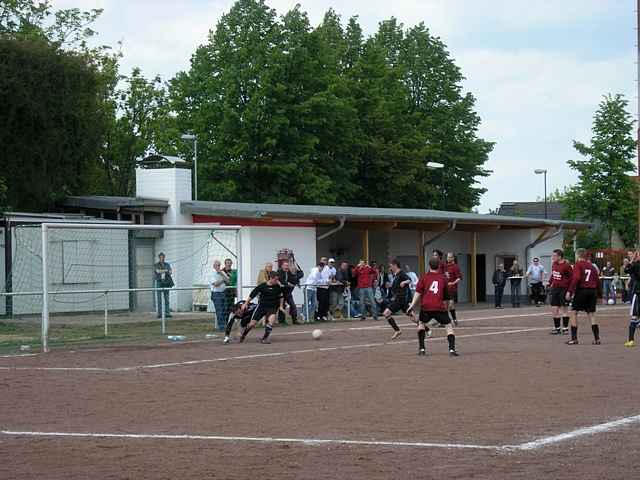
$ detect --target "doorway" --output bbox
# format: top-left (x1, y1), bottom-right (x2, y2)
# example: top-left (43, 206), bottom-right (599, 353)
top-left (467, 253), bottom-right (486, 303)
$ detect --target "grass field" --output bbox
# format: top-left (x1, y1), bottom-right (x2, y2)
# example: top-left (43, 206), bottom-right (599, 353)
top-left (0, 304), bottom-right (638, 479)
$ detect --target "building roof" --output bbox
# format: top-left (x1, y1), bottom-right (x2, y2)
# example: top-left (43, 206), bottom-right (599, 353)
top-left (0, 211), bottom-right (131, 224)
top-left (62, 196), bottom-right (169, 213)
top-left (181, 201), bottom-right (590, 230)
top-left (497, 201), bottom-right (565, 220)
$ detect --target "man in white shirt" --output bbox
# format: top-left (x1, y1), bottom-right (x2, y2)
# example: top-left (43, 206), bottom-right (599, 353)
top-left (526, 257), bottom-right (546, 306)
top-left (209, 260), bottom-right (230, 330)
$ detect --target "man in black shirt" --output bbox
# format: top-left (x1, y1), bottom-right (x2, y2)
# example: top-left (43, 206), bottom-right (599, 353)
top-left (223, 301), bottom-right (258, 344)
top-left (240, 272), bottom-right (284, 344)
top-left (277, 261), bottom-right (302, 325)
top-left (382, 259), bottom-right (413, 340)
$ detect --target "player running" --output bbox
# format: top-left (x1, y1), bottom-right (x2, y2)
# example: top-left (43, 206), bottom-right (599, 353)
top-left (408, 258), bottom-right (459, 357)
top-left (223, 300), bottom-right (258, 344)
top-left (548, 249), bottom-right (573, 335)
top-left (382, 259), bottom-right (414, 340)
top-left (565, 248), bottom-right (601, 345)
top-left (238, 271), bottom-right (285, 344)
top-left (432, 249), bottom-right (446, 274)
top-left (445, 252), bottom-right (462, 326)
top-left (624, 251), bottom-right (640, 347)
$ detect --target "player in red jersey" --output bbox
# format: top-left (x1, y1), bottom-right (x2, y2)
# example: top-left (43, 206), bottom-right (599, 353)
top-left (408, 257), bottom-right (459, 357)
top-left (548, 249), bottom-right (573, 335)
top-left (431, 249), bottom-right (446, 274)
top-left (565, 248), bottom-right (601, 345)
top-left (445, 252), bottom-right (462, 326)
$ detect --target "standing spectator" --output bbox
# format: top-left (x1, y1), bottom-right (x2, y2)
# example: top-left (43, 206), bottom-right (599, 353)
top-left (257, 262), bottom-right (274, 285)
top-left (621, 257), bottom-right (631, 303)
top-left (492, 264), bottom-right (507, 309)
top-left (375, 280), bottom-right (392, 313)
top-left (316, 261), bottom-right (331, 321)
top-left (354, 259), bottom-right (378, 320)
top-left (508, 260), bottom-right (524, 307)
top-left (526, 257), bottom-right (546, 306)
top-left (405, 265), bottom-right (419, 297)
top-left (332, 261), bottom-right (351, 318)
top-left (376, 264), bottom-right (387, 290)
top-left (222, 258), bottom-right (237, 317)
top-left (154, 252), bottom-right (173, 318)
top-left (327, 258), bottom-right (339, 316)
top-left (277, 261), bottom-right (302, 325)
top-left (304, 263), bottom-right (321, 322)
top-left (209, 260), bottom-right (230, 331)
top-left (601, 261), bottom-right (616, 304)
top-left (349, 264), bottom-right (361, 318)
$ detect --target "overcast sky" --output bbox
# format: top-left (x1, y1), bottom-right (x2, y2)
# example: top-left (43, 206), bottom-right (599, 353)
top-left (52, 0), bottom-right (637, 212)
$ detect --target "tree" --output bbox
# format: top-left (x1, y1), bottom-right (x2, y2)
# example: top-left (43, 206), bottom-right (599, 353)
top-left (564, 94), bottom-right (638, 248)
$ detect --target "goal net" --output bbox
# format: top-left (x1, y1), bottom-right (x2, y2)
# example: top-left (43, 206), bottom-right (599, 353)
top-left (2, 223), bottom-right (242, 352)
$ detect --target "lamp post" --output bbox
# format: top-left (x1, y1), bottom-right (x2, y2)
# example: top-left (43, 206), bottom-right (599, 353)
top-left (427, 161), bottom-right (445, 210)
top-left (181, 134), bottom-right (197, 201)
top-left (534, 169), bottom-right (548, 219)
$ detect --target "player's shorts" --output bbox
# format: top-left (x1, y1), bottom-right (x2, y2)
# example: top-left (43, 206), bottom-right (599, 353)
top-left (386, 299), bottom-right (409, 314)
top-left (449, 291), bottom-right (458, 303)
top-left (571, 289), bottom-right (597, 313)
top-left (252, 304), bottom-right (278, 322)
top-left (631, 293), bottom-right (640, 318)
top-left (419, 310), bottom-right (450, 326)
top-left (549, 287), bottom-right (568, 307)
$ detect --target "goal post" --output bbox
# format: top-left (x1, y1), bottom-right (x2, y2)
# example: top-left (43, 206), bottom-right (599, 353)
top-left (40, 223), bottom-right (242, 353)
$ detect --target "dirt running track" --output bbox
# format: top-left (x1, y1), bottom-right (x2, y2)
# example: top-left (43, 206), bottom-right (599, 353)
top-left (0, 305), bottom-right (638, 479)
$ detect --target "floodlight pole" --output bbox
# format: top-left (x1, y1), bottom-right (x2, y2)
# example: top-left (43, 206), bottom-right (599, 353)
top-left (534, 169), bottom-right (548, 219)
top-left (181, 134), bottom-right (198, 201)
top-left (637, 0), bottom-right (640, 245)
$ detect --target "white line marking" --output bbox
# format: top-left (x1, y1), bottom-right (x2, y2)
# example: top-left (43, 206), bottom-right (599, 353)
top-left (0, 327), bottom-right (547, 373)
top-left (0, 430), bottom-right (501, 450)
top-left (512, 414), bottom-right (640, 451)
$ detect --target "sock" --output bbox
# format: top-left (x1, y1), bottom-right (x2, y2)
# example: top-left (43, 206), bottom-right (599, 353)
top-left (225, 317), bottom-right (236, 337)
top-left (553, 317), bottom-right (560, 330)
top-left (387, 316), bottom-right (400, 331)
top-left (562, 317), bottom-right (570, 329)
top-left (629, 320), bottom-right (638, 341)
top-left (450, 309), bottom-right (457, 320)
top-left (570, 326), bottom-right (578, 341)
top-left (262, 324), bottom-right (273, 340)
top-left (240, 325), bottom-right (253, 339)
top-left (591, 324), bottom-right (600, 341)
top-left (418, 330), bottom-right (426, 350)
top-left (447, 334), bottom-right (455, 351)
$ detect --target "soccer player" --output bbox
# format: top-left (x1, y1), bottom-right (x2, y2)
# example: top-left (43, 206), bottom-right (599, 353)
top-left (565, 248), bottom-right (601, 345)
top-left (432, 249), bottom-right (446, 274)
top-left (445, 253), bottom-right (462, 326)
top-left (408, 257), bottom-right (459, 357)
top-left (223, 300), bottom-right (257, 344)
top-left (624, 251), bottom-right (640, 347)
top-left (239, 271), bottom-right (285, 344)
top-left (382, 259), bottom-right (413, 340)
top-left (548, 249), bottom-right (573, 335)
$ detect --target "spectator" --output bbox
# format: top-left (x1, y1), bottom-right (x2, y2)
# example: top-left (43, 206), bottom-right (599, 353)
top-left (405, 265), bottom-right (419, 298)
top-left (277, 261), bottom-right (302, 325)
top-left (154, 252), bottom-right (173, 319)
top-left (508, 260), bottom-right (524, 308)
top-left (332, 261), bottom-right (351, 318)
top-left (376, 264), bottom-right (387, 290)
top-left (209, 260), bottom-right (230, 331)
top-left (375, 279), bottom-right (393, 312)
top-left (349, 264), bottom-right (361, 318)
top-left (354, 259), bottom-right (378, 320)
top-left (305, 261), bottom-right (330, 322)
top-left (222, 258), bottom-right (237, 317)
top-left (621, 257), bottom-right (631, 303)
top-left (526, 257), bottom-right (546, 306)
top-left (601, 261), bottom-right (616, 304)
top-left (327, 258), bottom-right (339, 316)
top-left (492, 264), bottom-right (507, 309)
top-left (257, 262), bottom-right (274, 285)
top-left (304, 263), bottom-right (321, 322)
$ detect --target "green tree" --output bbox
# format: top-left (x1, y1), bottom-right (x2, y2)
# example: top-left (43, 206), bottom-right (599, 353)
top-left (565, 94), bottom-right (638, 248)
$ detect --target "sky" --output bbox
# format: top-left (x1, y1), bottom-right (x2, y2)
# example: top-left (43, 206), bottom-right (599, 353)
top-left (51, 0), bottom-right (638, 212)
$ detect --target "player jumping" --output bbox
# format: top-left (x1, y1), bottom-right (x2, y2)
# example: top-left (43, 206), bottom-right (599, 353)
top-left (382, 259), bottom-right (414, 340)
top-left (445, 252), bottom-right (462, 326)
top-left (549, 249), bottom-right (573, 335)
top-left (239, 272), bottom-right (285, 344)
top-left (408, 258), bottom-right (459, 357)
top-left (565, 248), bottom-right (601, 345)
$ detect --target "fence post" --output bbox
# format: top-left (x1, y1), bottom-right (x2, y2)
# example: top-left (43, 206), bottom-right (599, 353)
top-left (303, 286), bottom-right (309, 323)
top-left (103, 292), bottom-right (109, 337)
top-left (41, 224), bottom-right (49, 353)
top-left (161, 287), bottom-right (166, 335)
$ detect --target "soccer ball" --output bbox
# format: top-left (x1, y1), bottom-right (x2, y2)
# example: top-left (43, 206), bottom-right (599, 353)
top-left (312, 329), bottom-right (323, 340)
top-left (607, 298), bottom-right (615, 305)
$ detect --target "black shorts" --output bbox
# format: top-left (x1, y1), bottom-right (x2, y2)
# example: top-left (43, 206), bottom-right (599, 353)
top-left (450, 291), bottom-right (458, 303)
top-left (549, 287), bottom-right (568, 307)
top-left (571, 289), bottom-right (597, 313)
top-left (387, 299), bottom-right (409, 314)
top-left (252, 304), bottom-right (278, 321)
top-left (631, 294), bottom-right (640, 318)
top-left (419, 310), bottom-right (450, 326)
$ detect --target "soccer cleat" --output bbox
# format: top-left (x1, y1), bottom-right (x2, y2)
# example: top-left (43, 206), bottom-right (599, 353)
top-left (592, 339), bottom-right (601, 345)
top-left (239, 335), bottom-right (246, 343)
top-left (449, 349), bottom-right (459, 357)
top-left (624, 340), bottom-right (636, 347)
top-left (561, 328), bottom-right (569, 334)
top-left (223, 336), bottom-right (231, 344)
top-left (258, 337), bottom-right (271, 344)
top-left (452, 319), bottom-right (459, 327)
top-left (550, 329), bottom-right (561, 335)
top-left (566, 339), bottom-right (579, 345)
top-left (418, 349), bottom-right (426, 356)
top-left (426, 329), bottom-right (432, 338)
top-left (391, 330), bottom-right (402, 340)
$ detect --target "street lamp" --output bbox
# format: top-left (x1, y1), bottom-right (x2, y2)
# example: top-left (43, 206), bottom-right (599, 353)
top-left (534, 169), bottom-right (548, 219)
top-left (427, 161), bottom-right (445, 210)
top-left (181, 134), bottom-right (197, 201)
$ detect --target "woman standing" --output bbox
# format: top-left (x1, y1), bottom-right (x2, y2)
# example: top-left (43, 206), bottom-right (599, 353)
top-left (210, 260), bottom-right (230, 331)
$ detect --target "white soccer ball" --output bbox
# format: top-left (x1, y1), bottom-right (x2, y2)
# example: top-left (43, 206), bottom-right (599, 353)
top-left (607, 298), bottom-right (615, 305)
top-left (312, 329), bottom-right (323, 340)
